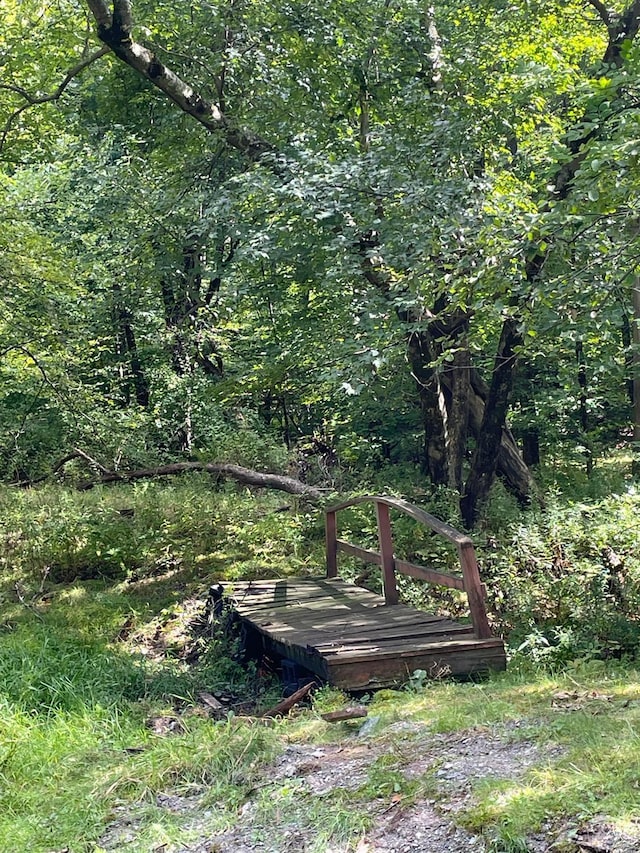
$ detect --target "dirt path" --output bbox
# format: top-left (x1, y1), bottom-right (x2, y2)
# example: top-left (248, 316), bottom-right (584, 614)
top-left (98, 715), bottom-right (639, 852)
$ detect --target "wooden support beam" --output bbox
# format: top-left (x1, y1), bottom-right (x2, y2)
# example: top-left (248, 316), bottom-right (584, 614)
top-left (459, 542), bottom-right (492, 639)
top-left (376, 500), bottom-right (399, 605)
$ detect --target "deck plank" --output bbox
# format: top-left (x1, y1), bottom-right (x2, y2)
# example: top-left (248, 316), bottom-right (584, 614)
top-left (223, 577), bottom-right (506, 689)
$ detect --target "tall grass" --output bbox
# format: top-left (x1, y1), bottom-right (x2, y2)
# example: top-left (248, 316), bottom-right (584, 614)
top-left (0, 465), bottom-right (638, 849)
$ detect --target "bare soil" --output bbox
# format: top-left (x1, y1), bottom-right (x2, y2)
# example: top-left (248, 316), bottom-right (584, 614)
top-left (98, 715), bottom-right (640, 852)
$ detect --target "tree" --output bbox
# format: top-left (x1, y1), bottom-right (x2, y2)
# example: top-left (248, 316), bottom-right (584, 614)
top-left (4, 0), bottom-right (640, 521)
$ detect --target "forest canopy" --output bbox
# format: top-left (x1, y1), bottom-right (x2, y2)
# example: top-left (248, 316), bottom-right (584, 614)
top-left (2, 0), bottom-right (640, 525)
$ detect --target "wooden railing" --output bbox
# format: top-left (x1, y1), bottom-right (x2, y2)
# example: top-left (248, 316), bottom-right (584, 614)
top-left (325, 495), bottom-right (492, 639)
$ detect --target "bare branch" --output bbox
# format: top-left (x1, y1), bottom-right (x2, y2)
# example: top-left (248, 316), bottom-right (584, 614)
top-left (1, 46), bottom-right (111, 151)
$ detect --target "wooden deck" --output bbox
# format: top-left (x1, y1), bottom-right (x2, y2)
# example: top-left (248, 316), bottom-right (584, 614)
top-left (224, 577), bottom-right (506, 690)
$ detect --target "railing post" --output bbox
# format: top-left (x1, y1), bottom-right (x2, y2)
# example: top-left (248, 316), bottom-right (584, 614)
top-left (459, 543), bottom-right (491, 639)
top-left (375, 501), bottom-right (398, 605)
top-left (326, 510), bottom-right (338, 578)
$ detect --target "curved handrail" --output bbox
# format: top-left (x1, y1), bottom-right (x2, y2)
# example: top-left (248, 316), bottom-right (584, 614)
top-left (326, 495), bottom-right (473, 547)
top-left (324, 494), bottom-right (492, 639)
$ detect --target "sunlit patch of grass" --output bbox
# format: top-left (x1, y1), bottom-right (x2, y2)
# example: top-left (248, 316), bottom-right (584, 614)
top-left (400, 668), bottom-right (640, 848)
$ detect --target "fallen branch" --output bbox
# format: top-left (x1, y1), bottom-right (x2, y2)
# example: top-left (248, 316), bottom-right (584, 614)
top-left (53, 447), bottom-right (113, 476)
top-left (14, 582), bottom-right (44, 622)
top-left (18, 451), bottom-right (326, 501)
top-left (79, 461), bottom-right (325, 500)
top-left (320, 706), bottom-right (368, 723)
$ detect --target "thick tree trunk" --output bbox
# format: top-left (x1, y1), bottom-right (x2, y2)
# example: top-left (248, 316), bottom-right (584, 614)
top-left (403, 302), bottom-right (475, 490)
top-left (404, 315), bottom-right (533, 503)
top-left (461, 369), bottom-right (533, 503)
top-left (461, 317), bottom-right (523, 527)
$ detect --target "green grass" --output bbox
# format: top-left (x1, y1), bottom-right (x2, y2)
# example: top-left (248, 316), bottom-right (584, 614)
top-left (0, 595), bottom-right (284, 852)
top-left (0, 471), bottom-right (638, 850)
top-left (360, 666), bottom-right (640, 850)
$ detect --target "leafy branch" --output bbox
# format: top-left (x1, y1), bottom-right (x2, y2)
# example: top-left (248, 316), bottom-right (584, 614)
top-left (85, 0), bottom-right (274, 160)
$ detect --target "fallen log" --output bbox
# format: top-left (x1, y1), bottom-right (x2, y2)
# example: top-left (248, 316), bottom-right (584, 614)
top-left (78, 461), bottom-right (325, 500)
top-left (17, 450), bottom-right (326, 501)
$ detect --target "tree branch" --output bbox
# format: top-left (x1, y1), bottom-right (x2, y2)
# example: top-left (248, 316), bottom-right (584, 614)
top-left (84, 1), bottom-right (274, 160)
top-left (112, 0), bottom-right (133, 36)
top-left (1, 46), bottom-right (111, 151)
top-left (85, 0), bottom-right (112, 29)
top-left (586, 0), bottom-right (613, 29)
top-left (23, 452), bottom-right (327, 500)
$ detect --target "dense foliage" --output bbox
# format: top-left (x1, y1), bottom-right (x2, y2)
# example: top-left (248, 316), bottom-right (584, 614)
top-left (0, 0), bottom-right (638, 519)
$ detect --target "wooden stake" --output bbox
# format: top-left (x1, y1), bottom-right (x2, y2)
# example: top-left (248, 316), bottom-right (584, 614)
top-left (261, 681), bottom-right (316, 718)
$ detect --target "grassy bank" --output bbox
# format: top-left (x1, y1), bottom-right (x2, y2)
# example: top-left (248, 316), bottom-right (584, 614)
top-left (0, 469), bottom-right (637, 850)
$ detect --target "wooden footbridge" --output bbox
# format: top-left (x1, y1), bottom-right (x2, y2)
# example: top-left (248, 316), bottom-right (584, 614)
top-left (224, 497), bottom-right (506, 690)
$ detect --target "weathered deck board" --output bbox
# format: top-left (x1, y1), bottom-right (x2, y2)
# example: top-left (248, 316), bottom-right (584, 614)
top-left (224, 577), bottom-right (506, 689)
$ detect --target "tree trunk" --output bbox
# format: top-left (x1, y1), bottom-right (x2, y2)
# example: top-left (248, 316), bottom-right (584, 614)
top-left (522, 429), bottom-right (540, 467)
top-left (161, 241), bottom-right (224, 377)
top-left (461, 317), bottom-right (523, 527)
top-left (406, 328), bottom-right (448, 484)
top-left (464, 369), bottom-right (533, 503)
top-left (113, 284), bottom-right (150, 408)
top-left (445, 330), bottom-right (471, 492)
top-left (633, 277), bottom-right (640, 475)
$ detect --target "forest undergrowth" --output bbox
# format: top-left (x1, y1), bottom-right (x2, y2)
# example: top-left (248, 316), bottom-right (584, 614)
top-left (0, 459), bottom-right (639, 851)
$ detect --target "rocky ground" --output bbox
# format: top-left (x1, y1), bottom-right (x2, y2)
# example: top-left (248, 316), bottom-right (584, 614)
top-left (98, 714), bottom-right (640, 853)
